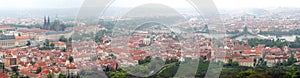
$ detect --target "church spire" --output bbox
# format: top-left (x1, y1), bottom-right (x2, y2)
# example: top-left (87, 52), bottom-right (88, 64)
top-left (47, 16), bottom-right (50, 25)
top-left (43, 16), bottom-right (47, 26)
top-left (43, 16), bottom-right (48, 30)
top-left (47, 16), bottom-right (51, 30)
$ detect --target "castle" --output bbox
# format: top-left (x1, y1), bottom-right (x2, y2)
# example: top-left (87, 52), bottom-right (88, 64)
top-left (43, 16), bottom-right (65, 31)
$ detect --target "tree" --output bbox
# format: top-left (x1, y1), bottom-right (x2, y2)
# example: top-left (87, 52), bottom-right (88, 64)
top-left (254, 59), bottom-right (257, 66)
top-left (257, 58), bottom-right (265, 66)
top-left (109, 71), bottom-right (127, 78)
top-left (288, 54), bottom-right (296, 65)
top-left (203, 56), bottom-right (207, 60)
top-left (109, 53), bottom-right (114, 57)
top-left (59, 74), bottom-right (67, 78)
top-left (26, 41), bottom-right (31, 46)
top-left (59, 36), bottom-right (68, 42)
top-left (68, 56), bottom-right (74, 63)
top-left (69, 37), bottom-right (72, 42)
top-left (293, 70), bottom-right (300, 78)
top-left (30, 60), bottom-right (36, 66)
top-left (238, 69), bottom-right (255, 78)
top-left (45, 39), bottom-right (50, 46)
top-left (232, 62), bottom-right (239, 67)
top-left (138, 56), bottom-right (151, 65)
top-left (166, 58), bottom-right (178, 64)
top-left (11, 66), bottom-right (19, 73)
top-left (283, 60), bottom-right (288, 66)
top-left (62, 48), bottom-right (66, 52)
top-left (47, 72), bottom-right (54, 78)
top-left (227, 59), bottom-right (233, 66)
top-left (36, 67), bottom-right (42, 74)
top-left (91, 56), bottom-right (98, 61)
top-left (94, 35), bottom-right (103, 43)
top-left (50, 44), bottom-right (55, 49)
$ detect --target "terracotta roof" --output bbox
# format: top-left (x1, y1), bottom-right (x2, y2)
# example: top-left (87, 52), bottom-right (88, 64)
top-left (243, 50), bottom-right (262, 54)
top-left (19, 62), bottom-right (29, 67)
top-left (0, 26), bottom-right (14, 29)
top-left (231, 53), bottom-right (241, 57)
top-left (34, 61), bottom-right (47, 67)
top-left (66, 63), bottom-right (76, 69)
top-left (270, 47), bottom-right (282, 53)
top-left (18, 29), bottom-right (51, 33)
top-left (99, 59), bottom-right (117, 70)
top-left (19, 67), bottom-right (41, 77)
top-left (235, 58), bottom-right (254, 62)
top-left (0, 72), bottom-right (8, 78)
top-left (127, 43), bottom-right (135, 48)
top-left (233, 46), bottom-right (251, 50)
top-left (50, 66), bottom-right (61, 73)
top-left (131, 50), bottom-right (145, 55)
top-left (40, 69), bottom-right (50, 75)
top-left (51, 41), bottom-right (66, 45)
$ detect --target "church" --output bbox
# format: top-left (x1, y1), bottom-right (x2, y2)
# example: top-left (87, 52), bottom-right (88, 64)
top-left (43, 16), bottom-right (66, 31)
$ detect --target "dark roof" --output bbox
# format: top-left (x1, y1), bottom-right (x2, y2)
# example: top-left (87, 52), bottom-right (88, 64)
top-left (0, 34), bottom-right (15, 40)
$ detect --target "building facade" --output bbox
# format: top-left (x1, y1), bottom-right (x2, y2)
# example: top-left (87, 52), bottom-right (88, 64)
top-left (0, 34), bottom-right (15, 49)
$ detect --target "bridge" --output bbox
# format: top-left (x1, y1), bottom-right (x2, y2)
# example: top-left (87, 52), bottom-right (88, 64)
top-left (194, 25), bottom-right (262, 40)
top-left (228, 26), bottom-right (258, 39)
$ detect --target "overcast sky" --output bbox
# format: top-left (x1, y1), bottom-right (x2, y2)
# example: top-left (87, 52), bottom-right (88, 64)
top-left (0, 0), bottom-right (299, 9)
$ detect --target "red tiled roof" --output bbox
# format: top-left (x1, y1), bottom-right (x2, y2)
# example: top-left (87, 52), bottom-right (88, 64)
top-left (0, 26), bottom-right (14, 29)
top-left (131, 50), bottom-right (144, 55)
top-left (51, 41), bottom-right (66, 45)
top-left (15, 36), bottom-right (29, 40)
top-left (0, 72), bottom-right (8, 78)
top-left (19, 67), bottom-right (41, 77)
top-left (127, 43), bottom-right (135, 48)
top-left (243, 50), bottom-right (262, 54)
top-left (40, 69), bottom-right (50, 75)
top-left (231, 53), bottom-right (241, 57)
top-left (50, 66), bottom-right (61, 73)
top-left (235, 58), bottom-right (253, 62)
top-left (18, 29), bottom-right (51, 33)
top-left (34, 61), bottom-right (47, 67)
top-left (19, 62), bottom-right (29, 67)
top-left (66, 63), bottom-right (76, 69)
top-left (99, 59), bottom-right (117, 70)
top-left (233, 46), bottom-right (251, 50)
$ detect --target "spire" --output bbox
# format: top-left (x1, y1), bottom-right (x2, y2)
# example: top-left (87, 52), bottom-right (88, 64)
top-left (43, 16), bottom-right (47, 26)
top-left (55, 14), bottom-right (59, 21)
top-left (44, 16), bottom-right (48, 30)
top-left (47, 16), bottom-right (50, 24)
top-left (47, 16), bottom-right (51, 30)
top-left (243, 26), bottom-right (248, 33)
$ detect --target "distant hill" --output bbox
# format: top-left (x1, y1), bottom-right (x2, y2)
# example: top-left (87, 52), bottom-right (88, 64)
top-left (0, 8), bottom-right (80, 18)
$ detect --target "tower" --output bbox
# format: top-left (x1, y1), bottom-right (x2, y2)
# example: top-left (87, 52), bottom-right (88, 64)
top-left (47, 16), bottom-right (51, 30)
top-left (204, 24), bottom-right (210, 33)
top-left (43, 16), bottom-right (47, 30)
top-left (53, 15), bottom-right (61, 31)
top-left (44, 16), bottom-right (51, 30)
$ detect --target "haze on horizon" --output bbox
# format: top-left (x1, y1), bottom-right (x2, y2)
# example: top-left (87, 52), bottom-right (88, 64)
top-left (0, 0), bottom-right (300, 9)
top-left (0, 0), bottom-right (300, 18)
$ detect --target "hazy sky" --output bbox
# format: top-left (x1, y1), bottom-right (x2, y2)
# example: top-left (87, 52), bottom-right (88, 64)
top-left (0, 0), bottom-right (300, 9)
